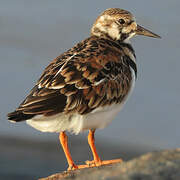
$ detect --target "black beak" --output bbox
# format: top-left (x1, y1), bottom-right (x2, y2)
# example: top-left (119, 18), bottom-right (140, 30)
top-left (136, 24), bottom-right (161, 38)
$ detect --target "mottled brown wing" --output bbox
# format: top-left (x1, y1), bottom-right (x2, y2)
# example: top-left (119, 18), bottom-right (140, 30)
top-left (8, 37), bottom-right (135, 122)
top-left (21, 59), bottom-right (131, 116)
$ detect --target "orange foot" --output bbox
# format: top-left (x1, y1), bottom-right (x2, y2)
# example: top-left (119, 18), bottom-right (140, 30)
top-left (68, 163), bottom-right (92, 171)
top-left (67, 159), bottom-right (122, 171)
top-left (85, 158), bottom-right (123, 167)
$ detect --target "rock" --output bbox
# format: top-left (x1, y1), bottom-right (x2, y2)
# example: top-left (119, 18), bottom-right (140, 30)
top-left (39, 149), bottom-right (180, 180)
top-left (0, 136), bottom-right (155, 179)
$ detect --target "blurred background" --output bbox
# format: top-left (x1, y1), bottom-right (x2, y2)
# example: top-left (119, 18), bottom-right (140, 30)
top-left (0, 0), bottom-right (179, 179)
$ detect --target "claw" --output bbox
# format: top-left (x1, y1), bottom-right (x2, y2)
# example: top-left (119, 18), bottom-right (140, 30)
top-left (67, 163), bottom-right (92, 171)
top-left (67, 163), bottom-right (78, 171)
top-left (86, 159), bottom-right (122, 167)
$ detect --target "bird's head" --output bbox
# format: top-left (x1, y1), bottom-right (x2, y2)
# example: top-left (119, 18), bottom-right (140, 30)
top-left (91, 8), bottom-right (161, 42)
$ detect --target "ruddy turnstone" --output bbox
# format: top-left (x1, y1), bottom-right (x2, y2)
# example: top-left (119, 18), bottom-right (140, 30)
top-left (8, 8), bottom-right (160, 170)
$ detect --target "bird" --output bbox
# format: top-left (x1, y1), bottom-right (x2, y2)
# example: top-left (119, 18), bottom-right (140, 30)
top-left (7, 8), bottom-right (160, 170)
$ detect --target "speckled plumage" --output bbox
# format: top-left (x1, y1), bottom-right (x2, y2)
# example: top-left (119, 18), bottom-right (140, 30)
top-left (7, 8), bottom-right (160, 134)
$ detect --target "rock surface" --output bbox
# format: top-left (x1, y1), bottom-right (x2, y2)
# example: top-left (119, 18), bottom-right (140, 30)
top-left (40, 149), bottom-right (180, 180)
top-left (0, 136), bottom-right (154, 179)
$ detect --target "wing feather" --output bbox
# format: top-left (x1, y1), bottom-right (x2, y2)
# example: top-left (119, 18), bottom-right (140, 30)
top-left (8, 36), bottom-right (136, 122)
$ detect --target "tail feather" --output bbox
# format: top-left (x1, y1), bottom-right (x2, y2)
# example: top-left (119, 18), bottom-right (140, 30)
top-left (7, 110), bottom-right (34, 122)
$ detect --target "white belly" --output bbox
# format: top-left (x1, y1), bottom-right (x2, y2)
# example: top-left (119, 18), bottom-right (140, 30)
top-left (27, 103), bottom-right (123, 134)
top-left (27, 68), bottom-right (135, 134)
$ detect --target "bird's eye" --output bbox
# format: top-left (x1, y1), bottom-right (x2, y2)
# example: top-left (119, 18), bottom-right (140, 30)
top-left (118, 19), bottom-right (125, 24)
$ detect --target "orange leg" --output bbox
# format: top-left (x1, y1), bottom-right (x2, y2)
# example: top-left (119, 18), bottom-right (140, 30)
top-left (59, 132), bottom-right (89, 171)
top-left (86, 129), bottom-right (123, 167)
